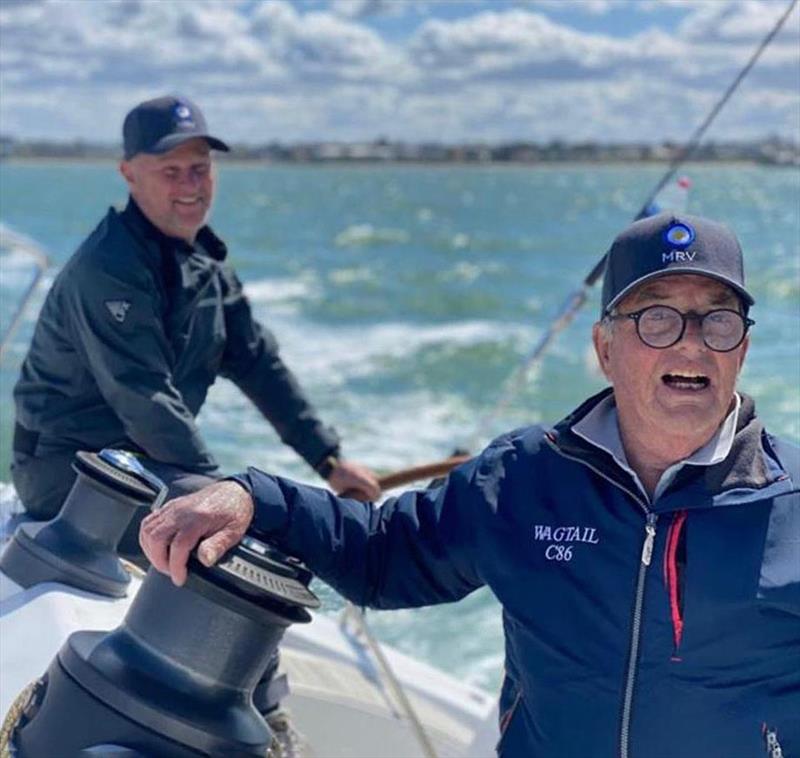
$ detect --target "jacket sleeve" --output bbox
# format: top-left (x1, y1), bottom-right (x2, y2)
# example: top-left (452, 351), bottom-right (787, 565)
top-left (62, 263), bottom-right (217, 472)
top-left (240, 456), bottom-right (484, 609)
top-left (218, 267), bottom-right (340, 469)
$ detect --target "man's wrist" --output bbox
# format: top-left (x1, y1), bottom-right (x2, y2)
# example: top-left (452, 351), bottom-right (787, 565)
top-left (224, 473), bottom-right (253, 496)
top-left (314, 454), bottom-right (340, 480)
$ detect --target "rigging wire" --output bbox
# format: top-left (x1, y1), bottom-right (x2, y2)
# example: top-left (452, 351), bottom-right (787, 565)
top-left (0, 226), bottom-right (50, 362)
top-left (634, 0), bottom-right (799, 221)
top-left (470, 0), bottom-right (799, 449)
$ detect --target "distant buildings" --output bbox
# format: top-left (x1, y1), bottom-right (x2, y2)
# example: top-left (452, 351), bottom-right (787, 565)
top-left (0, 136), bottom-right (797, 166)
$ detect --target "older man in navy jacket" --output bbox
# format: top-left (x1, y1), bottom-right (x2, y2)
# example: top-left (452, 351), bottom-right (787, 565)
top-left (142, 213), bottom-right (800, 758)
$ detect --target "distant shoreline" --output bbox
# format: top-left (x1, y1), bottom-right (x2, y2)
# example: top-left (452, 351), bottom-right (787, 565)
top-left (0, 156), bottom-right (780, 168)
top-left (3, 135), bottom-right (797, 167)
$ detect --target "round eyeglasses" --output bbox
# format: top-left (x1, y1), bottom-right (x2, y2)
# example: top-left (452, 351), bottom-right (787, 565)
top-left (606, 305), bottom-right (754, 352)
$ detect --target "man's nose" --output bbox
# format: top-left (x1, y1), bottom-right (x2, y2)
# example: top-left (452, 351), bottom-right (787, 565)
top-left (178, 171), bottom-right (201, 189)
top-left (678, 316), bottom-right (706, 350)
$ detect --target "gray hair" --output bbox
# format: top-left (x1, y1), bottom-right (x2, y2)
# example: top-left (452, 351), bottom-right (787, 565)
top-left (598, 310), bottom-right (618, 340)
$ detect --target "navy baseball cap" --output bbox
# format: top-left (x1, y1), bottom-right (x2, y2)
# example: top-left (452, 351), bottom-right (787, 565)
top-left (601, 212), bottom-right (754, 315)
top-left (122, 96), bottom-right (229, 160)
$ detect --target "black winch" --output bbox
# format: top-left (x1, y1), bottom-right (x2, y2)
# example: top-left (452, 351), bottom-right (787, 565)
top-left (11, 465), bottom-right (320, 757)
top-left (0, 449), bottom-right (165, 596)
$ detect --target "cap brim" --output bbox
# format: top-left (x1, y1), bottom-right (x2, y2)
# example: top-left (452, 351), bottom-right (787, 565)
top-left (604, 268), bottom-right (755, 314)
top-left (148, 132), bottom-right (230, 154)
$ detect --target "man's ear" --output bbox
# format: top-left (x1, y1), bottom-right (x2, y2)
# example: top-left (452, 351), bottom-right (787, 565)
top-left (592, 322), bottom-right (612, 379)
top-left (119, 160), bottom-right (135, 187)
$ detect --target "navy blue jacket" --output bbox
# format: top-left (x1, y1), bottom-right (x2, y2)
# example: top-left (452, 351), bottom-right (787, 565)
top-left (241, 390), bottom-right (800, 757)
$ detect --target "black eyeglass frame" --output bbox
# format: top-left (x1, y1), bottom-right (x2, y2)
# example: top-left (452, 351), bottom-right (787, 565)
top-left (605, 305), bottom-right (755, 352)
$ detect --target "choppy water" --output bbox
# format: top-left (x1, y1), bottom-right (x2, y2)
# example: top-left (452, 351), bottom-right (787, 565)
top-left (1, 161), bottom-right (798, 691)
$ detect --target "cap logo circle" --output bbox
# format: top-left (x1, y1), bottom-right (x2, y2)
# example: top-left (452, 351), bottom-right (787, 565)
top-left (664, 222), bottom-right (695, 247)
top-left (172, 102), bottom-right (196, 131)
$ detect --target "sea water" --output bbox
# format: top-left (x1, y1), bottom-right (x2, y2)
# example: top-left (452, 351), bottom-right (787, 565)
top-left (1, 162), bottom-right (798, 691)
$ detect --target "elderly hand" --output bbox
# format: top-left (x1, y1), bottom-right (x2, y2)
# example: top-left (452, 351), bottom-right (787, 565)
top-left (139, 479), bottom-right (254, 586)
top-left (328, 459), bottom-right (381, 502)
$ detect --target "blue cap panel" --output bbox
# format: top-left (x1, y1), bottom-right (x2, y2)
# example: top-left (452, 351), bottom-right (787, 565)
top-left (601, 212), bottom-right (754, 315)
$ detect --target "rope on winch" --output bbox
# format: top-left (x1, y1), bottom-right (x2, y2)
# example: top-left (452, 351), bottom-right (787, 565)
top-left (0, 679), bottom-right (41, 758)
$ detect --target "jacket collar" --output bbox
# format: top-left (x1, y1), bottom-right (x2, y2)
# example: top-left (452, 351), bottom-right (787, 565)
top-left (549, 388), bottom-right (792, 510)
top-left (119, 197), bottom-right (228, 261)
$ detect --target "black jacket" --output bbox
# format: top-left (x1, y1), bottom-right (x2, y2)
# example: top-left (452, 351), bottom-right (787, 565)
top-left (13, 199), bottom-right (339, 473)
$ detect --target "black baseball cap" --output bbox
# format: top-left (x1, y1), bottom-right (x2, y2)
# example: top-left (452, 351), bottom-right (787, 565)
top-left (122, 95), bottom-right (229, 160)
top-left (601, 212), bottom-right (754, 315)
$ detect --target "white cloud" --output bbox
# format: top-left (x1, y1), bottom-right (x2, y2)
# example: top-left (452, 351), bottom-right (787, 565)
top-left (517, 0), bottom-right (629, 15)
top-left (330, 0), bottom-right (419, 18)
top-left (0, 0), bottom-right (797, 143)
top-left (678, 0), bottom-right (800, 43)
top-left (409, 9), bottom-right (630, 79)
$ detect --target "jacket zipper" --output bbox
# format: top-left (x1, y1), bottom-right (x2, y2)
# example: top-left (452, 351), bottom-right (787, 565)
top-left (763, 725), bottom-right (784, 758)
top-left (545, 437), bottom-right (657, 758)
top-left (664, 510), bottom-right (687, 655)
top-left (620, 512), bottom-right (657, 758)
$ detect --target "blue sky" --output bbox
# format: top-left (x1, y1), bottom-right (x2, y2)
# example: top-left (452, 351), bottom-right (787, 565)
top-left (1, 0), bottom-right (798, 144)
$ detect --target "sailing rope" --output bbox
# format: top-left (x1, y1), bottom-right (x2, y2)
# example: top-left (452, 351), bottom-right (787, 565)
top-left (470, 0), bottom-right (799, 449)
top-left (0, 679), bottom-right (41, 758)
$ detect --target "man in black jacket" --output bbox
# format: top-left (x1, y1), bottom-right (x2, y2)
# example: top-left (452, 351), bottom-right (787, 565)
top-left (11, 95), bottom-right (380, 758)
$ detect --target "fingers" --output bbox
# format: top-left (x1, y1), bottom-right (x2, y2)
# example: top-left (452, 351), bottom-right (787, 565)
top-left (330, 461), bottom-right (382, 502)
top-left (196, 485), bottom-right (255, 564)
top-left (140, 497), bottom-right (201, 586)
top-left (138, 480), bottom-right (256, 586)
top-left (140, 507), bottom-right (178, 576)
top-left (349, 472), bottom-right (381, 501)
top-left (197, 528), bottom-right (239, 567)
top-left (167, 521), bottom-right (208, 586)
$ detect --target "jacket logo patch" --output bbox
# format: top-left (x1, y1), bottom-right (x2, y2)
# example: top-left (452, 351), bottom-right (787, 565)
top-left (533, 524), bottom-right (599, 562)
top-left (105, 299), bottom-right (131, 323)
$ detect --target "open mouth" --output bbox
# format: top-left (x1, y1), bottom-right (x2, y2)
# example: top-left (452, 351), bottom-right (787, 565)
top-left (662, 372), bottom-right (710, 390)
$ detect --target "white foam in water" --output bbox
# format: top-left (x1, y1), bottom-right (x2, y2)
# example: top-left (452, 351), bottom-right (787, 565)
top-left (341, 392), bottom-right (476, 470)
top-left (334, 224), bottom-right (409, 247)
top-left (266, 317), bottom-right (528, 380)
top-left (199, 308), bottom-right (541, 472)
top-left (202, 367), bottom-right (476, 474)
top-left (329, 266), bottom-right (375, 285)
top-left (244, 277), bottom-right (319, 304)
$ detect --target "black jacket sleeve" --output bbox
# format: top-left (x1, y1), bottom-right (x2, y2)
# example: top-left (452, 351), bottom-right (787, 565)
top-left (217, 266), bottom-right (340, 469)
